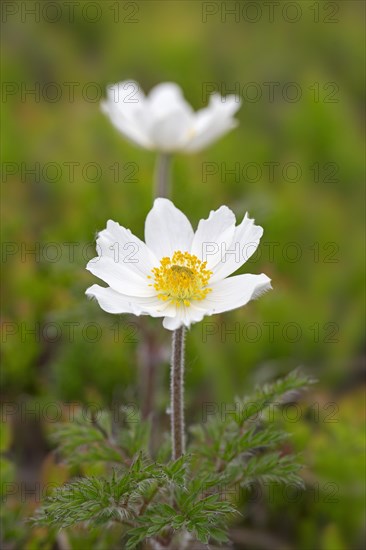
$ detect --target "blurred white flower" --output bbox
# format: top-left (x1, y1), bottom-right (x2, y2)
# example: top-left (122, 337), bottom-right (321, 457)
top-left (86, 199), bottom-right (271, 330)
top-left (101, 81), bottom-right (241, 153)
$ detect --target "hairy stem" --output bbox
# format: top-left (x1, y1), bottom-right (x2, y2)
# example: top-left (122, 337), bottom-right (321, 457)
top-left (154, 153), bottom-right (171, 198)
top-left (170, 326), bottom-right (186, 460)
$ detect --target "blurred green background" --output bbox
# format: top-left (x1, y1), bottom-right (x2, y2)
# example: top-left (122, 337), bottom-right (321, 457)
top-left (1, 1), bottom-right (365, 549)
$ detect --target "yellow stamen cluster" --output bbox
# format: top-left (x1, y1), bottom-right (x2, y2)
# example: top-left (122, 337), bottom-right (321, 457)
top-left (149, 250), bottom-right (212, 307)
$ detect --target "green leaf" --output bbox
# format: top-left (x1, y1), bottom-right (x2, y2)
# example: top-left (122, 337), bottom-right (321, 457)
top-left (50, 412), bottom-right (125, 466)
top-left (242, 452), bottom-right (304, 488)
top-left (236, 368), bottom-right (316, 425)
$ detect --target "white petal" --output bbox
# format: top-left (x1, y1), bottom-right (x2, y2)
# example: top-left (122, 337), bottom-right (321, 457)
top-left (145, 198), bottom-right (194, 260)
top-left (86, 256), bottom-right (154, 297)
top-left (86, 284), bottom-right (176, 317)
top-left (210, 214), bottom-right (264, 283)
top-left (185, 118), bottom-right (237, 153)
top-left (184, 94), bottom-right (241, 152)
top-left (96, 220), bottom-right (157, 278)
top-left (144, 83), bottom-right (194, 152)
top-left (162, 314), bottom-right (182, 331)
top-left (162, 303), bottom-right (208, 331)
top-left (106, 81), bottom-right (145, 110)
top-left (102, 101), bottom-right (152, 149)
top-left (162, 273), bottom-right (271, 329)
top-left (182, 304), bottom-right (207, 326)
top-left (190, 206), bottom-right (236, 270)
top-left (101, 81), bottom-right (153, 149)
top-left (86, 284), bottom-right (138, 314)
top-left (200, 274), bottom-right (272, 315)
top-left (147, 110), bottom-right (193, 151)
top-left (148, 83), bottom-right (193, 118)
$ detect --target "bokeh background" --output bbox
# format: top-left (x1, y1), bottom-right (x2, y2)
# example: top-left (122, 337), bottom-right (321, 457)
top-left (1, 1), bottom-right (365, 549)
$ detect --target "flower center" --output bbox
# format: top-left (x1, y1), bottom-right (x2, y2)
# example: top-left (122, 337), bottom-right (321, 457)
top-left (149, 251), bottom-right (212, 307)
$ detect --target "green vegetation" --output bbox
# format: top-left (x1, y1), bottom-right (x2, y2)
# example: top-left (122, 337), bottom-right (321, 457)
top-left (1, 1), bottom-right (365, 548)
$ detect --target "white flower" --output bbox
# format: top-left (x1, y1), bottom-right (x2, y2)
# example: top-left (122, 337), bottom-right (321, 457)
top-left (101, 81), bottom-right (241, 153)
top-left (86, 199), bottom-right (271, 331)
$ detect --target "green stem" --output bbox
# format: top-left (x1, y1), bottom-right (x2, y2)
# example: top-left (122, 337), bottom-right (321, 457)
top-left (170, 326), bottom-right (186, 460)
top-left (154, 153), bottom-right (171, 198)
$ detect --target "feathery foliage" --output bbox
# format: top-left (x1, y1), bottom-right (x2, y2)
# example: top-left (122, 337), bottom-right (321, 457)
top-left (32, 369), bottom-right (314, 548)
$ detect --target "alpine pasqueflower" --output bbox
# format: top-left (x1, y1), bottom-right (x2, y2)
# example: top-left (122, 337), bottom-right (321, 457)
top-left (86, 199), bottom-right (271, 330)
top-left (101, 81), bottom-right (241, 153)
